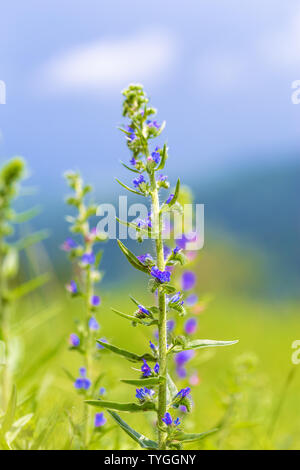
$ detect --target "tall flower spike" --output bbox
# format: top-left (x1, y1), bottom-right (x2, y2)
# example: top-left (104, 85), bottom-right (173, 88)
top-left (63, 171), bottom-right (107, 448)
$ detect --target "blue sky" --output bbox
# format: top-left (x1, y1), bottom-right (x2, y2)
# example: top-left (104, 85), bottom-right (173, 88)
top-left (0, 0), bottom-right (300, 195)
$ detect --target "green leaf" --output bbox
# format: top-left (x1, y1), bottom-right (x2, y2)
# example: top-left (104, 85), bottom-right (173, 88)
top-left (107, 410), bottom-right (158, 449)
top-left (2, 385), bottom-right (17, 433)
top-left (11, 206), bottom-right (41, 223)
top-left (156, 143), bottom-right (168, 170)
top-left (85, 400), bottom-right (156, 413)
top-left (10, 273), bottom-right (50, 300)
top-left (166, 373), bottom-right (178, 399)
top-left (96, 340), bottom-right (156, 363)
top-left (115, 178), bottom-right (145, 196)
top-left (117, 240), bottom-right (150, 274)
top-left (172, 428), bottom-right (218, 443)
top-left (169, 178), bottom-right (180, 207)
top-left (121, 376), bottom-right (164, 386)
top-left (14, 230), bottom-right (49, 251)
top-left (111, 308), bottom-right (157, 326)
top-left (116, 217), bottom-right (153, 238)
top-left (6, 413), bottom-right (33, 446)
top-left (120, 161), bottom-right (141, 173)
top-left (171, 339), bottom-right (239, 354)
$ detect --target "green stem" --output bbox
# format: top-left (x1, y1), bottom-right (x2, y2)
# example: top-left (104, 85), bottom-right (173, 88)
top-left (149, 171), bottom-right (168, 450)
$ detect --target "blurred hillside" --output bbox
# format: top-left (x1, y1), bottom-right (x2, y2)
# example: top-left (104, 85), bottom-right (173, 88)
top-left (18, 161), bottom-right (299, 300)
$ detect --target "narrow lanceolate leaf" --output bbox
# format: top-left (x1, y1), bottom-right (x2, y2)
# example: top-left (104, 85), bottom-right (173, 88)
top-left (85, 400), bottom-right (156, 413)
top-left (156, 143), bottom-right (168, 170)
top-left (120, 161), bottom-right (141, 173)
top-left (11, 206), bottom-right (41, 223)
top-left (107, 410), bottom-right (158, 449)
top-left (170, 339), bottom-right (239, 353)
top-left (111, 308), bottom-right (157, 326)
top-left (172, 428), bottom-right (218, 443)
top-left (117, 240), bottom-right (150, 274)
top-left (14, 230), bottom-right (49, 251)
top-left (9, 273), bottom-right (50, 300)
top-left (121, 376), bottom-right (164, 386)
top-left (115, 178), bottom-right (144, 196)
top-left (169, 178), bottom-right (180, 207)
top-left (96, 340), bottom-right (156, 363)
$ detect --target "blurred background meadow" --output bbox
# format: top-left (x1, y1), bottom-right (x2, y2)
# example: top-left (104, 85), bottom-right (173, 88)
top-left (0, 0), bottom-right (300, 449)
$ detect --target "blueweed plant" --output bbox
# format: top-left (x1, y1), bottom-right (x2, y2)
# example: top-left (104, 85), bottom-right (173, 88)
top-left (0, 157), bottom-right (49, 448)
top-left (63, 171), bottom-right (107, 448)
top-left (86, 84), bottom-right (238, 450)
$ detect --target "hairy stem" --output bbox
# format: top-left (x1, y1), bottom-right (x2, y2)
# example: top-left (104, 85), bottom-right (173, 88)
top-left (149, 171), bottom-right (167, 450)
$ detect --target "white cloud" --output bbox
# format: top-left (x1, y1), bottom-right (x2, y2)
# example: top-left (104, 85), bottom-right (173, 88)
top-left (37, 29), bottom-right (177, 95)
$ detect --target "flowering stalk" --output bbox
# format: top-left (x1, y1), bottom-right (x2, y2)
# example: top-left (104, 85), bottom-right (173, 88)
top-left (86, 85), bottom-right (238, 450)
top-left (64, 171), bottom-right (107, 447)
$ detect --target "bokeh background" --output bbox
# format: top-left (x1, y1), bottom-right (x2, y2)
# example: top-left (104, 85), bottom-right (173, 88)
top-left (0, 0), bottom-right (300, 449)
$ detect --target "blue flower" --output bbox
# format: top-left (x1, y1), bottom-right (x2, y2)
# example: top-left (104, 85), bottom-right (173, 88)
top-left (99, 387), bottom-right (106, 396)
top-left (151, 146), bottom-right (161, 164)
top-left (151, 266), bottom-right (171, 283)
top-left (169, 292), bottom-right (183, 304)
top-left (158, 174), bottom-right (168, 182)
top-left (138, 304), bottom-right (150, 316)
top-left (89, 316), bottom-right (100, 331)
top-left (176, 387), bottom-right (191, 399)
top-left (136, 387), bottom-right (155, 402)
top-left (74, 367), bottom-right (91, 390)
top-left (175, 350), bottom-right (195, 366)
top-left (133, 174), bottom-right (146, 188)
top-left (130, 156), bottom-right (136, 166)
top-left (184, 318), bottom-right (197, 335)
top-left (149, 340), bottom-right (157, 352)
top-left (137, 253), bottom-right (153, 264)
top-left (61, 238), bottom-right (77, 252)
top-left (166, 194), bottom-right (174, 204)
top-left (174, 417), bottom-right (181, 426)
top-left (163, 245), bottom-right (172, 259)
top-left (162, 412), bottom-right (173, 426)
top-left (147, 120), bottom-right (160, 129)
top-left (181, 271), bottom-right (196, 291)
top-left (167, 319), bottom-right (176, 332)
top-left (81, 252), bottom-right (95, 265)
top-left (66, 280), bottom-right (78, 294)
top-left (141, 359), bottom-right (152, 377)
top-left (173, 246), bottom-right (180, 255)
top-left (94, 412), bottom-right (106, 427)
top-left (69, 333), bottom-right (80, 347)
top-left (186, 294), bottom-right (198, 306)
top-left (154, 363), bottom-right (160, 374)
top-left (125, 125), bottom-right (136, 141)
top-left (90, 295), bottom-right (101, 307)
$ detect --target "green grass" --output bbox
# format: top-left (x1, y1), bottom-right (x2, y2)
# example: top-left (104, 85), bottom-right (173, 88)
top-left (6, 283), bottom-right (300, 450)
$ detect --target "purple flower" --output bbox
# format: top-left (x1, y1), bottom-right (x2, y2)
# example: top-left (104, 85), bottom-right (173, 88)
top-left (136, 387), bottom-right (155, 401)
top-left (91, 295), bottom-right (101, 307)
top-left (175, 350), bottom-right (195, 366)
top-left (154, 363), bottom-right (160, 374)
top-left (176, 366), bottom-right (187, 378)
top-left (88, 316), bottom-right (100, 331)
top-left (184, 318), bottom-right (197, 335)
top-left (151, 147), bottom-right (161, 164)
top-left (99, 387), bottom-right (106, 396)
top-left (81, 252), bottom-right (95, 265)
top-left (138, 304), bottom-right (150, 316)
top-left (176, 232), bottom-right (197, 250)
top-left (158, 174), bottom-right (168, 182)
top-left (169, 292), bottom-right (183, 305)
top-left (133, 174), bottom-right (146, 188)
top-left (137, 213), bottom-right (152, 228)
top-left (147, 120), bottom-right (160, 129)
top-left (166, 194), bottom-right (174, 204)
top-left (179, 405), bottom-right (187, 413)
top-left (74, 367), bottom-right (91, 390)
top-left (125, 125), bottom-right (136, 141)
top-left (61, 238), bottom-right (77, 252)
top-left (69, 333), bottom-right (80, 347)
top-left (176, 387), bottom-right (191, 399)
top-left (186, 294), bottom-right (198, 306)
top-left (141, 359), bottom-right (152, 377)
top-left (174, 417), bottom-right (181, 426)
top-left (181, 271), bottom-right (196, 291)
top-left (94, 412), bottom-right (106, 427)
top-left (162, 412), bottom-right (173, 426)
top-left (130, 156), bottom-right (136, 166)
top-left (167, 319), bottom-right (175, 332)
top-left (163, 245), bottom-right (172, 259)
top-left (137, 253), bottom-right (153, 264)
top-left (149, 341), bottom-right (157, 352)
top-left (151, 266), bottom-right (171, 283)
top-left (173, 246), bottom-right (180, 255)
top-left (66, 280), bottom-right (77, 294)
